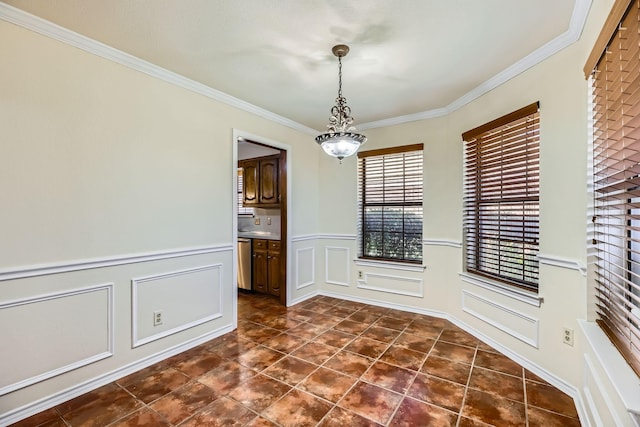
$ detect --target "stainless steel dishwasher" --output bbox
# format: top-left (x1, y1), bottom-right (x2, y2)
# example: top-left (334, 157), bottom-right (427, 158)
top-left (237, 238), bottom-right (252, 290)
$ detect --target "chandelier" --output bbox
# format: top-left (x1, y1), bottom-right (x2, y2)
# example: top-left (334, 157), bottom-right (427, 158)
top-left (315, 44), bottom-right (367, 161)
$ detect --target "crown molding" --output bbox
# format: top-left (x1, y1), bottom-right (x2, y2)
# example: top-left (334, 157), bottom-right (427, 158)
top-left (359, 0), bottom-right (593, 130)
top-left (0, 2), bottom-right (318, 137)
top-left (1, 0), bottom-right (592, 134)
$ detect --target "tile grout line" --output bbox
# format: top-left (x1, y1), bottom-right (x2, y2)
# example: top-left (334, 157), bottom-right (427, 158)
top-left (455, 343), bottom-right (479, 427)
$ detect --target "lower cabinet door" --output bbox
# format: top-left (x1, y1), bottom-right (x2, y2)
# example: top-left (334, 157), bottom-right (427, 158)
top-left (253, 249), bottom-right (268, 293)
top-left (267, 250), bottom-right (281, 296)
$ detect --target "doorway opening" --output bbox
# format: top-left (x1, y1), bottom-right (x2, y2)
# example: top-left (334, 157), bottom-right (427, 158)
top-left (234, 133), bottom-right (288, 308)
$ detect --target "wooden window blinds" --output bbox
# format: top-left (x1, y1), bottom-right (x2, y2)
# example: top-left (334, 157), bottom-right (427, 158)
top-left (357, 144), bottom-right (423, 263)
top-left (587, 0), bottom-right (640, 376)
top-left (462, 103), bottom-right (540, 291)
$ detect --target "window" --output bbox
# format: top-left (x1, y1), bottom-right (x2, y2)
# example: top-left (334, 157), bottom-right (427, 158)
top-left (586, 0), bottom-right (640, 376)
top-left (357, 144), bottom-right (423, 263)
top-left (237, 168), bottom-right (253, 216)
top-left (462, 103), bottom-right (540, 291)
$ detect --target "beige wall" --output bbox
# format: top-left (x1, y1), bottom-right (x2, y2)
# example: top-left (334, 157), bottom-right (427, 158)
top-left (316, 0), bottom-right (637, 424)
top-left (0, 17), bottom-right (321, 421)
top-left (3, 0), bottom-right (639, 424)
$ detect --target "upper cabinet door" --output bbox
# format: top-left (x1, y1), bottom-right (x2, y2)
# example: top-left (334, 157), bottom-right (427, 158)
top-left (259, 157), bottom-right (279, 205)
top-left (239, 155), bottom-right (280, 207)
top-left (240, 159), bottom-right (259, 205)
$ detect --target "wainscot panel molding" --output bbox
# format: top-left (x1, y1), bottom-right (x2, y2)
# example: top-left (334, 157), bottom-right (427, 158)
top-left (0, 283), bottom-right (114, 396)
top-left (582, 354), bottom-right (623, 427)
top-left (357, 272), bottom-right (424, 298)
top-left (461, 290), bottom-right (539, 348)
top-left (0, 3), bottom-right (316, 137)
top-left (325, 247), bottom-right (351, 287)
top-left (295, 247), bottom-right (315, 290)
top-left (354, 259), bottom-right (426, 272)
top-left (423, 238), bottom-right (463, 248)
top-left (319, 289), bottom-right (582, 417)
top-left (0, 244), bottom-right (233, 282)
top-left (459, 272), bottom-right (543, 307)
top-left (132, 264), bottom-right (223, 347)
top-left (291, 234), bottom-right (357, 242)
top-left (537, 253), bottom-right (587, 276)
top-left (0, 323), bottom-right (234, 426)
top-left (579, 320), bottom-right (640, 424)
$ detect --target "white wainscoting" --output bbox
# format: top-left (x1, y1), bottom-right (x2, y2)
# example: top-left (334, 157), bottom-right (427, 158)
top-left (295, 247), bottom-right (315, 290)
top-left (537, 253), bottom-right (587, 276)
top-left (461, 290), bottom-right (539, 348)
top-left (357, 272), bottom-right (424, 298)
top-left (0, 244), bottom-right (233, 281)
top-left (0, 283), bottom-right (114, 395)
top-left (132, 264), bottom-right (223, 347)
top-left (325, 246), bottom-right (350, 287)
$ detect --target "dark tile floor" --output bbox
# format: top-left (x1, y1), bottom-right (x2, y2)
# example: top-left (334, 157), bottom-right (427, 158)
top-left (12, 292), bottom-right (581, 426)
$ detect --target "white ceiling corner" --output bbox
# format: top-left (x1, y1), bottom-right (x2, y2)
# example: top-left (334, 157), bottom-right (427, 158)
top-left (1, 0), bottom-right (590, 134)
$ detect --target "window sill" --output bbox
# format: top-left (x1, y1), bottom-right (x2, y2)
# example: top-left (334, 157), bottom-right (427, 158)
top-left (458, 272), bottom-right (543, 307)
top-left (355, 258), bottom-right (426, 272)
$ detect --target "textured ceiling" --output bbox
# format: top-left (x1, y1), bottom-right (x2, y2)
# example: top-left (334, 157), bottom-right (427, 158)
top-left (3, 0), bottom-right (583, 131)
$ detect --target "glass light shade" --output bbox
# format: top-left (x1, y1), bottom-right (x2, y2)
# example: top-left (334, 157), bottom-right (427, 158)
top-left (315, 132), bottom-right (367, 160)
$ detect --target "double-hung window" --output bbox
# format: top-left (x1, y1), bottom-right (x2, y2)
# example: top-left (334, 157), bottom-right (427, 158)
top-left (586, 0), bottom-right (640, 376)
top-left (462, 103), bottom-right (540, 291)
top-left (357, 144), bottom-right (424, 263)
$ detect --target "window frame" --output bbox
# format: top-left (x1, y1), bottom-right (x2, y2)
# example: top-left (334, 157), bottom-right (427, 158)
top-left (357, 144), bottom-right (424, 264)
top-left (586, 0), bottom-right (640, 377)
top-left (462, 102), bottom-right (541, 293)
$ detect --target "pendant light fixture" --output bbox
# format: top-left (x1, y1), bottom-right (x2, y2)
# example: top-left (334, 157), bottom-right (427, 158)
top-left (315, 44), bottom-right (367, 161)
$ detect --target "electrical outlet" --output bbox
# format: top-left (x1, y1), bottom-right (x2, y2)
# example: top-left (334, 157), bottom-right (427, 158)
top-left (358, 270), bottom-right (363, 279)
top-left (153, 310), bottom-right (163, 326)
top-left (267, 217), bottom-right (272, 225)
top-left (254, 218), bottom-right (260, 225)
top-left (562, 327), bottom-right (574, 346)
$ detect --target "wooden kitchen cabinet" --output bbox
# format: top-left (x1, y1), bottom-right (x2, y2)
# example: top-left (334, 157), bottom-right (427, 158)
top-left (252, 239), bottom-right (281, 297)
top-left (239, 155), bottom-right (280, 207)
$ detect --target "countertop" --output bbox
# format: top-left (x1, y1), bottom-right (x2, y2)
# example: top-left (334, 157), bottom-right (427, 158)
top-left (238, 231), bottom-right (280, 241)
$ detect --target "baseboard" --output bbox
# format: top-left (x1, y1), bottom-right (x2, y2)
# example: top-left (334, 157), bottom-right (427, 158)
top-left (288, 290), bottom-right (320, 306)
top-left (1, 323), bottom-right (234, 426)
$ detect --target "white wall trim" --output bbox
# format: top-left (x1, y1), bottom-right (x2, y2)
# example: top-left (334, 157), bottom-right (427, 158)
top-left (288, 290), bottom-right (320, 307)
top-left (325, 246), bottom-right (351, 287)
top-left (579, 320), bottom-right (640, 418)
top-left (131, 264), bottom-right (223, 348)
top-left (292, 234), bottom-right (357, 242)
top-left (354, 259), bottom-right (426, 272)
top-left (537, 253), bottom-right (587, 276)
top-left (295, 247), bottom-right (315, 290)
top-left (319, 234), bottom-right (357, 241)
top-left (0, 323), bottom-right (234, 426)
top-left (0, 1), bottom-right (592, 135)
top-left (461, 290), bottom-right (539, 348)
top-left (0, 244), bottom-right (233, 282)
top-left (357, 272), bottom-right (424, 298)
top-left (582, 353), bottom-right (622, 427)
top-left (0, 283), bottom-right (114, 396)
top-left (459, 272), bottom-right (543, 307)
top-left (423, 238), bottom-right (463, 248)
top-left (0, 3), bottom-right (317, 137)
top-left (358, 0), bottom-right (593, 130)
top-left (291, 234), bottom-right (319, 242)
top-left (320, 289), bottom-right (447, 318)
